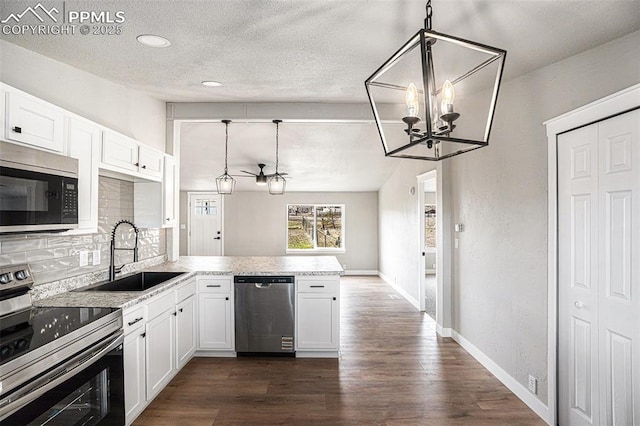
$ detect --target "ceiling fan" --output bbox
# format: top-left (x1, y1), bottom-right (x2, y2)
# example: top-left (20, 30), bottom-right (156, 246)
top-left (237, 163), bottom-right (288, 186)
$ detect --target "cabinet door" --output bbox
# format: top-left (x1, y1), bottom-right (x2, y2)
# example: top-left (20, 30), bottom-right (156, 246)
top-left (66, 118), bottom-right (99, 232)
top-left (138, 145), bottom-right (164, 179)
top-left (297, 293), bottom-right (339, 350)
top-left (198, 293), bottom-right (233, 350)
top-left (176, 294), bottom-right (197, 368)
top-left (5, 92), bottom-right (64, 152)
top-left (163, 154), bottom-right (177, 227)
top-left (124, 330), bottom-right (146, 424)
top-left (145, 309), bottom-right (175, 400)
top-left (102, 131), bottom-right (139, 172)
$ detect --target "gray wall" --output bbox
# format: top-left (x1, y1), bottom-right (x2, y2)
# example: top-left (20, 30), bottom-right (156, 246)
top-left (182, 191), bottom-right (377, 271)
top-left (377, 29), bottom-right (640, 406)
top-left (0, 40), bottom-right (166, 151)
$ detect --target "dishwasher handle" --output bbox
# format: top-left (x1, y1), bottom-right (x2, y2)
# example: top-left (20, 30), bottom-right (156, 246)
top-left (255, 283), bottom-right (272, 289)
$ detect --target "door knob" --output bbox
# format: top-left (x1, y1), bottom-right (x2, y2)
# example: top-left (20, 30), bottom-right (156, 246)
top-left (574, 301), bottom-right (584, 309)
top-left (214, 237), bottom-right (221, 240)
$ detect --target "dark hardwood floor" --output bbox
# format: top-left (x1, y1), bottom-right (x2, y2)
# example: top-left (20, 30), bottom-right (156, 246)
top-left (134, 276), bottom-right (544, 425)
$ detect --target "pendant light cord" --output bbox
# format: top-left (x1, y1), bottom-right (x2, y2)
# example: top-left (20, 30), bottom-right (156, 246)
top-left (425, 0), bottom-right (432, 30)
top-left (275, 121), bottom-right (280, 174)
top-left (224, 121), bottom-right (229, 174)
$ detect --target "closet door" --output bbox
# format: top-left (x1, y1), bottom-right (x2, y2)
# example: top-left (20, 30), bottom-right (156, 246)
top-left (558, 109), bottom-right (639, 425)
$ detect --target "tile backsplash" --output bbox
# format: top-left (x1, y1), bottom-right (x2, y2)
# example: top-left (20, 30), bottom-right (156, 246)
top-left (0, 176), bottom-right (166, 286)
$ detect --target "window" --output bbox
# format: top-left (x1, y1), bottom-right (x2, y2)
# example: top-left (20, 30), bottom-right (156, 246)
top-left (287, 204), bottom-right (345, 252)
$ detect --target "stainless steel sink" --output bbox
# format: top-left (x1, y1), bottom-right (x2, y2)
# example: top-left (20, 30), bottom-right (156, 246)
top-left (80, 271), bottom-right (186, 292)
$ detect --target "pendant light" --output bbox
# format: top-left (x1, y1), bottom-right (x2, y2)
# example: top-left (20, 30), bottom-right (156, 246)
top-left (365, 0), bottom-right (506, 161)
top-left (268, 119), bottom-right (286, 195)
top-left (216, 119), bottom-right (236, 195)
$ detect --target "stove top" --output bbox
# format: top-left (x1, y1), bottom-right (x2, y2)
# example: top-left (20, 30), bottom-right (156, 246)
top-left (0, 306), bottom-right (119, 366)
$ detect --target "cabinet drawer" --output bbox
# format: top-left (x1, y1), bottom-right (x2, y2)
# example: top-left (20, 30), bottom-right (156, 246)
top-left (147, 290), bottom-right (175, 319)
top-left (297, 278), bottom-right (338, 294)
top-left (198, 277), bottom-right (232, 293)
top-left (123, 305), bottom-right (146, 334)
top-left (176, 278), bottom-right (196, 302)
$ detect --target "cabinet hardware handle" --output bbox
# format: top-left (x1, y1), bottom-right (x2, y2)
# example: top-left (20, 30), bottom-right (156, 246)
top-left (179, 308), bottom-right (183, 312)
top-left (225, 297), bottom-right (229, 301)
top-left (207, 284), bottom-right (221, 287)
top-left (310, 285), bottom-right (325, 288)
top-left (214, 237), bottom-right (221, 240)
top-left (12, 126), bottom-right (22, 133)
top-left (134, 162), bottom-right (139, 167)
top-left (166, 218), bottom-right (170, 221)
top-left (142, 165), bottom-right (147, 169)
top-left (128, 317), bottom-right (143, 326)
top-left (172, 312), bottom-right (177, 316)
top-left (333, 297), bottom-right (336, 301)
top-left (141, 332), bottom-right (146, 338)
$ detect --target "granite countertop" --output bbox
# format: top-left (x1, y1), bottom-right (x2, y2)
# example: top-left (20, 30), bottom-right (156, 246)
top-left (35, 256), bottom-right (343, 309)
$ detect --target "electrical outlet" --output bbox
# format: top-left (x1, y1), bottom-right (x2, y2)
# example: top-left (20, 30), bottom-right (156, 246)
top-left (528, 375), bottom-right (537, 394)
top-left (92, 250), bottom-right (101, 266)
top-left (79, 250), bottom-right (89, 267)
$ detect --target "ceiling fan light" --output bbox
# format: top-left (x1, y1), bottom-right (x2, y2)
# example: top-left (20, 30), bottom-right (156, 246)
top-left (268, 174), bottom-right (286, 195)
top-left (256, 174), bottom-right (268, 186)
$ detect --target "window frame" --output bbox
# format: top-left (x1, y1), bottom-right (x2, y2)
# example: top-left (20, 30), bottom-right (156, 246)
top-left (286, 203), bottom-right (346, 254)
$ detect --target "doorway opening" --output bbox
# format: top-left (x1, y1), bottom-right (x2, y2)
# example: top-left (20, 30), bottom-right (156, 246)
top-left (418, 170), bottom-right (438, 321)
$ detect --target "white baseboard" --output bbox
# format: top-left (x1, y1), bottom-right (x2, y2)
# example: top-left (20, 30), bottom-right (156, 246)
top-left (343, 270), bottom-right (378, 276)
top-left (436, 325), bottom-right (452, 337)
top-left (378, 272), bottom-right (420, 310)
top-left (450, 330), bottom-right (550, 424)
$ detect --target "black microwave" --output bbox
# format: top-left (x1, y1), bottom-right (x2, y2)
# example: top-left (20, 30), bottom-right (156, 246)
top-left (0, 141), bottom-right (79, 234)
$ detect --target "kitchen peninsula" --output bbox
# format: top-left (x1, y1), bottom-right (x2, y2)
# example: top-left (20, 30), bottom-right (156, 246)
top-left (35, 255), bottom-right (343, 424)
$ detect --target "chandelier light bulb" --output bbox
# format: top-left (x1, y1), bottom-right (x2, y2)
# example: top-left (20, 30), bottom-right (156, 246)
top-left (441, 80), bottom-right (455, 113)
top-left (405, 83), bottom-right (420, 117)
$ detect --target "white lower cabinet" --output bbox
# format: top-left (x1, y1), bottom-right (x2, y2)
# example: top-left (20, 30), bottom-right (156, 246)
top-left (296, 276), bottom-right (340, 355)
top-left (145, 306), bottom-right (175, 400)
top-left (122, 305), bottom-right (147, 425)
top-left (176, 294), bottom-right (197, 368)
top-left (122, 277), bottom-right (196, 425)
top-left (197, 276), bottom-right (234, 351)
top-left (123, 328), bottom-right (146, 423)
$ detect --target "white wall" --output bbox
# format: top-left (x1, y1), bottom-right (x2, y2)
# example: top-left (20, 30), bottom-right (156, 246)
top-left (219, 191), bottom-right (378, 272)
top-left (0, 40), bottom-right (165, 151)
top-left (377, 29), bottom-right (640, 409)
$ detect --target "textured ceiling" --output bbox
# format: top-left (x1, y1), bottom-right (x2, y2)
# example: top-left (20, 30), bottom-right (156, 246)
top-left (1, 0), bottom-right (639, 191)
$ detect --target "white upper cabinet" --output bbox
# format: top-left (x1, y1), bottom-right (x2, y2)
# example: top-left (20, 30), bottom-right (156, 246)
top-left (138, 145), bottom-right (164, 179)
top-left (102, 130), bottom-right (140, 173)
top-left (101, 130), bottom-right (164, 181)
top-left (163, 154), bottom-right (177, 227)
top-left (66, 118), bottom-right (100, 233)
top-left (5, 91), bottom-right (64, 152)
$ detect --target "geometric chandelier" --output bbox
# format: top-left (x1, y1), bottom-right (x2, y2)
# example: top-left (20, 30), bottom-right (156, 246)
top-left (365, 0), bottom-right (506, 161)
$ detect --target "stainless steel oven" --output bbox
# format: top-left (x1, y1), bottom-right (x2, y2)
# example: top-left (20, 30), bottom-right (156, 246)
top-left (0, 264), bottom-right (124, 425)
top-left (0, 141), bottom-right (78, 234)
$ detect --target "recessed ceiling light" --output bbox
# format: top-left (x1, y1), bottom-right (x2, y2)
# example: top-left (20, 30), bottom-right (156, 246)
top-left (201, 81), bottom-right (223, 87)
top-left (136, 34), bottom-right (171, 48)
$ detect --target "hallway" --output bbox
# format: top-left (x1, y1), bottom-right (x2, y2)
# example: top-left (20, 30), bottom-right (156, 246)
top-left (135, 276), bottom-right (543, 425)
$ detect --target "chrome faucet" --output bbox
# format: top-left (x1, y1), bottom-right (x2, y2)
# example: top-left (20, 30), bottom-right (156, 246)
top-left (109, 219), bottom-right (139, 281)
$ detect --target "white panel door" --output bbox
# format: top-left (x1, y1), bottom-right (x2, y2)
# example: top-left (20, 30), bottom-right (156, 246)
top-left (175, 294), bottom-right (197, 368)
top-left (188, 192), bottom-right (222, 256)
top-left (145, 310), bottom-right (175, 401)
top-left (197, 293), bottom-right (232, 349)
top-left (558, 109), bottom-right (639, 426)
top-left (597, 111), bottom-right (639, 426)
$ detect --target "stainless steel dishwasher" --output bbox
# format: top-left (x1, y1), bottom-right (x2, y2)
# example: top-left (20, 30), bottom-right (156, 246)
top-left (234, 276), bottom-right (295, 355)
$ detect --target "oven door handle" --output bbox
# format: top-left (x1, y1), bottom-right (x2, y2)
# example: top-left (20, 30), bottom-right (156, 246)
top-left (0, 332), bottom-right (124, 420)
